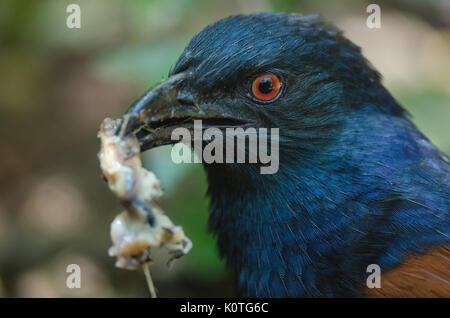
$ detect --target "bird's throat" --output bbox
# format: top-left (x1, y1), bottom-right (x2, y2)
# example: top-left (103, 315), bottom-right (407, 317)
top-left (205, 164), bottom-right (367, 297)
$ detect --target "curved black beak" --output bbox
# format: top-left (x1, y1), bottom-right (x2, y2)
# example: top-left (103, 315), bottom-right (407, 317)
top-left (116, 72), bottom-right (249, 152)
top-left (115, 72), bottom-right (188, 139)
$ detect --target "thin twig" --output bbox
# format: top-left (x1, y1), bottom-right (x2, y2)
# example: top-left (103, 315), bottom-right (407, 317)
top-left (142, 263), bottom-right (157, 298)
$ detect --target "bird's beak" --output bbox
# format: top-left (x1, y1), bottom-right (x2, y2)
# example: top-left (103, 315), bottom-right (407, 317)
top-left (116, 72), bottom-right (249, 151)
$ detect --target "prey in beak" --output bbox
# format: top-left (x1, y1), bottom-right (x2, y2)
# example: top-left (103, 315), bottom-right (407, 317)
top-left (115, 72), bottom-right (250, 152)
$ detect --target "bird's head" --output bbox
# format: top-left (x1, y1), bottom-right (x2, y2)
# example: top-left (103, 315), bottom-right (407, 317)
top-left (118, 12), bottom-right (405, 180)
top-left (115, 13), bottom-right (420, 296)
top-left (109, 13), bottom-right (450, 298)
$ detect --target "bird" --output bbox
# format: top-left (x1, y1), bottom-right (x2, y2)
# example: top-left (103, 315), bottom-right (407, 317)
top-left (117, 12), bottom-right (450, 297)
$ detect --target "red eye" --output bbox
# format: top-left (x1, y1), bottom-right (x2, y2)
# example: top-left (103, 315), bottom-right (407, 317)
top-left (251, 73), bottom-right (282, 101)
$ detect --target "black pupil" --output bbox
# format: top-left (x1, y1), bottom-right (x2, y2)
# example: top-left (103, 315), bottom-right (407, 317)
top-left (258, 77), bottom-right (274, 94)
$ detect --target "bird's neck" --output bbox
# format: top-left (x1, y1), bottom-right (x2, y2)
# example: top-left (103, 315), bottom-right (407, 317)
top-left (206, 162), bottom-right (366, 297)
top-left (204, 112), bottom-right (449, 297)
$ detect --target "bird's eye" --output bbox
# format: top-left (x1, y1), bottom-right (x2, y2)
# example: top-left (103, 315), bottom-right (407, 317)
top-left (251, 73), bottom-right (282, 102)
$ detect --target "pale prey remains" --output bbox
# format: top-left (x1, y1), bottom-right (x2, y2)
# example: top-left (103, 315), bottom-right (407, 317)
top-left (97, 117), bottom-right (192, 296)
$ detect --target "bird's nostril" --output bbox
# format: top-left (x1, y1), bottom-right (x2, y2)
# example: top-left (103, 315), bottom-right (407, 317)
top-left (177, 89), bottom-right (196, 106)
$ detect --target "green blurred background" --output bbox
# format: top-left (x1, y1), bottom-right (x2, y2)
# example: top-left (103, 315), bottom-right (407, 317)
top-left (0, 0), bottom-right (449, 297)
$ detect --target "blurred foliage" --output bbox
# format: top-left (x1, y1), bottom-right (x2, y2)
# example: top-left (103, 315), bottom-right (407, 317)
top-left (394, 88), bottom-right (450, 153)
top-left (93, 41), bottom-right (187, 88)
top-left (0, 0), bottom-right (448, 298)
